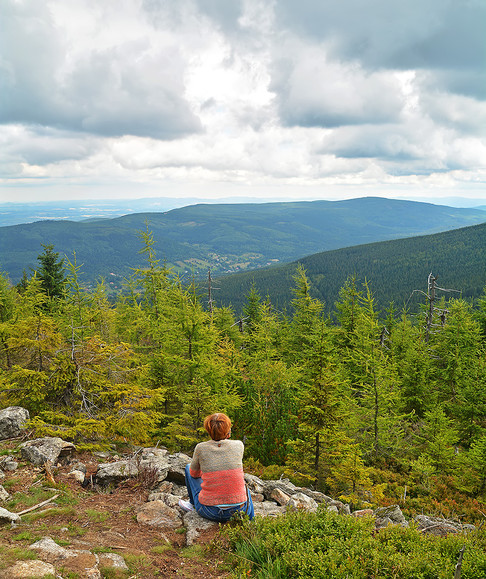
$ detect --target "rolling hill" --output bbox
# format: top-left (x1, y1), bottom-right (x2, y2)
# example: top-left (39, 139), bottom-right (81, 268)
top-left (0, 197), bottom-right (485, 288)
top-left (212, 221), bottom-right (486, 315)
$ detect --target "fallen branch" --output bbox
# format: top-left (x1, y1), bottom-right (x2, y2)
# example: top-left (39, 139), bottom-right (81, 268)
top-left (17, 494), bottom-right (60, 516)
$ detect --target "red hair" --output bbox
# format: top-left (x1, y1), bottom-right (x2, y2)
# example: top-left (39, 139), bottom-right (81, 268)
top-left (204, 413), bottom-right (231, 441)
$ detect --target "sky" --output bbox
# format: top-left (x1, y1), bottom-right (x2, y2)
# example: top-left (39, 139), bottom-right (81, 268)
top-left (1, 0), bottom-right (485, 206)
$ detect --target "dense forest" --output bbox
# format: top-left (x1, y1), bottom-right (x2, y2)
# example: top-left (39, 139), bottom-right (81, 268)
top-left (215, 221), bottom-right (486, 314)
top-left (1, 237), bottom-right (486, 532)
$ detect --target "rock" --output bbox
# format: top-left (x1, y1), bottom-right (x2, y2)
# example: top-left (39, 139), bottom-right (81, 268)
top-left (0, 506), bottom-right (21, 525)
top-left (244, 473), bottom-right (265, 495)
top-left (93, 451), bottom-right (112, 459)
top-left (253, 501), bottom-right (286, 518)
top-left (286, 492), bottom-right (318, 513)
top-left (270, 487), bottom-right (291, 506)
top-left (414, 515), bottom-right (474, 536)
top-left (148, 491), bottom-right (182, 508)
top-left (69, 461), bottom-right (87, 474)
top-left (20, 437), bottom-right (76, 465)
top-left (136, 500), bottom-right (182, 529)
top-left (252, 492), bottom-right (265, 503)
top-left (374, 505), bottom-right (408, 529)
top-left (327, 505), bottom-right (339, 513)
top-left (95, 459), bottom-right (139, 484)
top-left (68, 470), bottom-right (86, 484)
top-left (30, 537), bottom-right (98, 574)
top-left (262, 479), bottom-right (298, 500)
top-left (30, 536), bottom-right (70, 563)
top-left (166, 452), bottom-right (191, 484)
top-left (183, 510), bottom-right (219, 546)
top-left (97, 552), bottom-right (129, 571)
top-left (0, 484), bottom-right (10, 501)
top-left (153, 480), bottom-right (174, 494)
top-left (96, 448), bottom-right (171, 485)
top-left (2, 459), bottom-right (18, 472)
top-left (3, 560), bottom-right (56, 578)
top-left (0, 406), bottom-right (29, 440)
top-left (169, 484), bottom-right (188, 497)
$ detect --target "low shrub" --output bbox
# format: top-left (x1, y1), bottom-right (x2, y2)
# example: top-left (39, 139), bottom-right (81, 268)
top-left (223, 507), bottom-right (486, 578)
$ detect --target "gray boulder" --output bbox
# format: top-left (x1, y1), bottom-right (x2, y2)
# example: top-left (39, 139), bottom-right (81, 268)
top-left (95, 459), bottom-right (140, 484)
top-left (136, 500), bottom-right (182, 529)
top-left (0, 506), bottom-right (21, 525)
top-left (0, 484), bottom-right (10, 501)
top-left (166, 452), bottom-right (191, 484)
top-left (374, 505), bottom-right (409, 529)
top-left (183, 510), bottom-right (219, 546)
top-left (95, 448), bottom-right (191, 486)
top-left (0, 406), bottom-right (29, 440)
top-left (415, 514), bottom-right (475, 536)
top-left (0, 456), bottom-right (18, 472)
top-left (286, 492), bottom-right (318, 513)
top-left (20, 437), bottom-right (76, 465)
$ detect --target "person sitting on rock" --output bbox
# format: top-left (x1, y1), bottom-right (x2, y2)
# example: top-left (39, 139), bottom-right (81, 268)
top-left (179, 412), bottom-right (254, 521)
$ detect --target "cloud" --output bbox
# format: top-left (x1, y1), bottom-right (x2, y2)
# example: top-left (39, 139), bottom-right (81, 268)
top-left (0, 0), bottom-right (484, 203)
top-left (271, 40), bottom-right (406, 128)
top-left (0, 0), bottom-right (202, 139)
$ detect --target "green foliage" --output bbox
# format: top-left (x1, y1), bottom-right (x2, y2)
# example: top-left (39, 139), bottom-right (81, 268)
top-left (1, 225), bottom-right (486, 527)
top-left (224, 509), bottom-right (486, 578)
top-left (35, 243), bottom-right (66, 301)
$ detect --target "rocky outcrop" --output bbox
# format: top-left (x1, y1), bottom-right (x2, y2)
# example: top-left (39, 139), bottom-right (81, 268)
top-left (415, 514), bottom-right (476, 536)
top-left (7, 536), bottom-right (130, 578)
top-left (20, 437), bottom-right (76, 465)
top-left (374, 505), bottom-right (409, 529)
top-left (94, 448), bottom-right (191, 486)
top-left (0, 407), bottom-right (29, 440)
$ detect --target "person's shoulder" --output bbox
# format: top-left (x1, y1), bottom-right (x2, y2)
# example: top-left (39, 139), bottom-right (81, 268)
top-left (228, 439), bottom-right (244, 450)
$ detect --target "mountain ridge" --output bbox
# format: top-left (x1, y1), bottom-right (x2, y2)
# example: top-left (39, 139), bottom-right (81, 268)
top-left (0, 197), bottom-right (485, 287)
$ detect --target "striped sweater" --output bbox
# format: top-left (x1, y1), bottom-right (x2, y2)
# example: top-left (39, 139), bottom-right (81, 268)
top-left (189, 439), bottom-right (247, 506)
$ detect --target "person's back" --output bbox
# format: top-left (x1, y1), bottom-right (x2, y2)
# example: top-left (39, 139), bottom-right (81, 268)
top-left (179, 413), bottom-right (254, 521)
top-left (190, 438), bottom-right (246, 506)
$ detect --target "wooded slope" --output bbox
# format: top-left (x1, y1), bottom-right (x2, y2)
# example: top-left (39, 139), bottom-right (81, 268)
top-left (0, 197), bottom-right (484, 285)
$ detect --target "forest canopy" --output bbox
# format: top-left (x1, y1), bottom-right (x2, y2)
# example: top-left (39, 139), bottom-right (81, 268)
top-left (1, 234), bottom-right (486, 522)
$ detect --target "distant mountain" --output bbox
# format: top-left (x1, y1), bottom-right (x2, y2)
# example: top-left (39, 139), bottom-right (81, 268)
top-left (0, 197), bottom-right (485, 288)
top-left (213, 221), bottom-right (486, 314)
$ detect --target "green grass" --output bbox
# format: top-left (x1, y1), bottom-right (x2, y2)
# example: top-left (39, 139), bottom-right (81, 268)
top-left (22, 506), bottom-right (77, 523)
top-left (151, 544), bottom-right (173, 555)
top-left (0, 545), bottom-right (38, 570)
top-left (84, 508), bottom-right (111, 522)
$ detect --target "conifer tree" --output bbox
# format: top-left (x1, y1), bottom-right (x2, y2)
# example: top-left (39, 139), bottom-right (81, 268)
top-left (0, 273), bottom-right (16, 369)
top-left (36, 244), bottom-right (66, 301)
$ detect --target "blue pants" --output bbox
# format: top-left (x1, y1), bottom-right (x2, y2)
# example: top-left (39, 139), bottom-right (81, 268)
top-left (184, 464), bottom-right (254, 522)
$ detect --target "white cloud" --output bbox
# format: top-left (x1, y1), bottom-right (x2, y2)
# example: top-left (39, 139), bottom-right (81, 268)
top-left (0, 0), bottom-right (484, 204)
